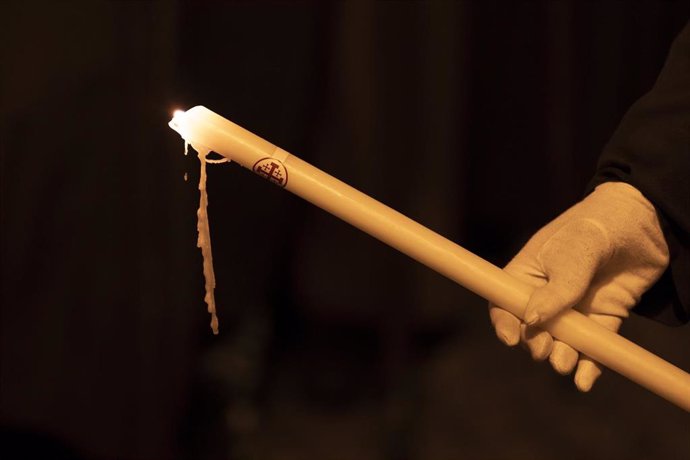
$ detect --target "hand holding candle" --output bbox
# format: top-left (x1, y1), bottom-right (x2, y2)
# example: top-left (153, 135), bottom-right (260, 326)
top-left (489, 182), bottom-right (670, 392)
top-left (169, 106), bottom-right (690, 411)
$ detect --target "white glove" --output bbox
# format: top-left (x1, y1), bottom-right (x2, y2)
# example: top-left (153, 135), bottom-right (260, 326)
top-left (489, 182), bottom-right (669, 391)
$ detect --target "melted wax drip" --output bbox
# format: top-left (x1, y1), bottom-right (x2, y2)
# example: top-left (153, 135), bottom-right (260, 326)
top-left (196, 146), bottom-right (220, 334)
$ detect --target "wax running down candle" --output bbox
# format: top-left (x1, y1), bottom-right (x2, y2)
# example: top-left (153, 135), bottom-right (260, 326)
top-left (168, 106), bottom-right (690, 411)
top-left (185, 139), bottom-right (228, 335)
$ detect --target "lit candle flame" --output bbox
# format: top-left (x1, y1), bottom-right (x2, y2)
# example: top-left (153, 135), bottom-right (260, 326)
top-left (169, 110), bottom-right (186, 135)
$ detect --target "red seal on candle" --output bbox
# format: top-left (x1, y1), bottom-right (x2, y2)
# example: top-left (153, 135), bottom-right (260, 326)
top-left (252, 158), bottom-right (288, 188)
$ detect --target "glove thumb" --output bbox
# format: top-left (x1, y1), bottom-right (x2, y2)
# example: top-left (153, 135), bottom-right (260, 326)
top-left (523, 218), bottom-right (612, 325)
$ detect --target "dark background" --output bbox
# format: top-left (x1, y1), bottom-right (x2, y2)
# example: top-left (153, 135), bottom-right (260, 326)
top-left (1, 1), bottom-right (689, 459)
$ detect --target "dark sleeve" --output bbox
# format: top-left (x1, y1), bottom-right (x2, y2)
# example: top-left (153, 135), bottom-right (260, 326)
top-left (588, 21), bottom-right (690, 326)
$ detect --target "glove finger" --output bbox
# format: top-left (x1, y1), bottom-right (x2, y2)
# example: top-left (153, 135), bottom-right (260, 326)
top-left (489, 305), bottom-right (521, 346)
top-left (574, 312), bottom-right (622, 390)
top-left (549, 340), bottom-right (579, 375)
top-left (488, 258), bottom-right (546, 347)
top-left (574, 357), bottom-right (602, 392)
top-left (524, 219), bottom-right (613, 325)
top-left (520, 323), bottom-right (553, 361)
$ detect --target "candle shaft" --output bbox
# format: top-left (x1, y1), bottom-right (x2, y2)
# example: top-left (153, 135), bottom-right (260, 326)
top-left (170, 106), bottom-right (690, 411)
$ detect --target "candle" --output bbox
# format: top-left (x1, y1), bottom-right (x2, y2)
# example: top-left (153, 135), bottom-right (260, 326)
top-left (169, 106), bottom-right (690, 411)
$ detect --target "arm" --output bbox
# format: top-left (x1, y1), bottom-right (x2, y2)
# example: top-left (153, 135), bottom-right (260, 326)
top-left (490, 21), bottom-right (690, 391)
top-left (588, 21), bottom-right (690, 326)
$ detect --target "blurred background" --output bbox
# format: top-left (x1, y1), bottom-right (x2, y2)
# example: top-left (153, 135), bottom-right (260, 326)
top-left (1, 1), bottom-right (689, 459)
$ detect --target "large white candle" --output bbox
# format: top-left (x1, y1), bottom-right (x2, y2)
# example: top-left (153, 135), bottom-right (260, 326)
top-left (169, 106), bottom-right (690, 412)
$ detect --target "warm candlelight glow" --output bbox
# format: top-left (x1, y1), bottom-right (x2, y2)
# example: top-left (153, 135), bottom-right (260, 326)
top-left (167, 106), bottom-right (690, 410)
top-left (169, 110), bottom-right (186, 132)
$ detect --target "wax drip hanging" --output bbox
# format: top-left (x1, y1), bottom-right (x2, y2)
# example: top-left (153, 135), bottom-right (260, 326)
top-left (188, 141), bottom-right (228, 334)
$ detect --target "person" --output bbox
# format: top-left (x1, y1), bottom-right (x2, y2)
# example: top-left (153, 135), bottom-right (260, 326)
top-left (489, 21), bottom-right (690, 392)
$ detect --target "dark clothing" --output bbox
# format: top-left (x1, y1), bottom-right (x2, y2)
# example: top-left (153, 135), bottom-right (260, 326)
top-left (589, 22), bottom-right (690, 325)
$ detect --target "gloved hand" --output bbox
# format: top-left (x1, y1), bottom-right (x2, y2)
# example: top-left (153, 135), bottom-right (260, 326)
top-left (489, 182), bottom-right (669, 391)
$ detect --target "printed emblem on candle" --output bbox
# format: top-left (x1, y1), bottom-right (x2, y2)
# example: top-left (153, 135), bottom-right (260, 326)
top-left (252, 158), bottom-right (288, 187)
